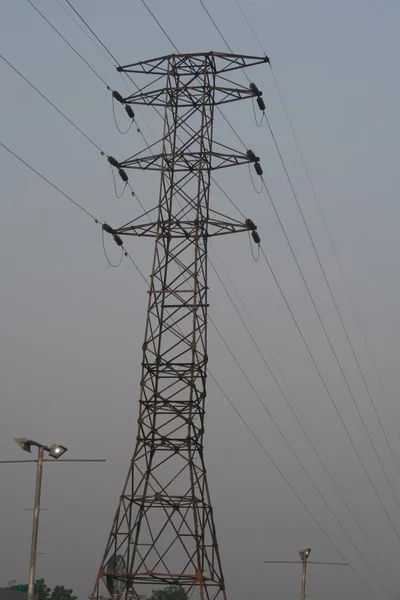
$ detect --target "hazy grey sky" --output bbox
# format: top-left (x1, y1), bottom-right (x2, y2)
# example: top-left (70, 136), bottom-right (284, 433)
top-left (1, 1), bottom-right (400, 600)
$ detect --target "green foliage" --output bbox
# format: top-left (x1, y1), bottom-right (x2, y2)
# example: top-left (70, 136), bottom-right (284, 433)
top-left (49, 585), bottom-right (77, 600)
top-left (33, 580), bottom-right (77, 600)
top-left (150, 585), bottom-right (186, 600)
top-left (35, 578), bottom-right (51, 600)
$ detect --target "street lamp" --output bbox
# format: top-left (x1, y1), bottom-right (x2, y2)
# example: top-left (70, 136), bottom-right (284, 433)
top-left (263, 547), bottom-right (346, 600)
top-left (1, 439), bottom-right (105, 600)
top-left (298, 548), bottom-right (311, 600)
top-left (14, 438), bottom-right (68, 600)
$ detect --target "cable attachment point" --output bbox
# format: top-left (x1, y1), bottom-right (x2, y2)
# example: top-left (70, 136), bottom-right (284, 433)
top-left (118, 168), bottom-right (128, 182)
top-left (112, 91), bottom-right (135, 119)
top-left (108, 156), bottom-right (120, 168)
top-left (249, 83), bottom-right (266, 111)
top-left (246, 149), bottom-right (263, 177)
top-left (113, 234), bottom-right (123, 246)
top-left (125, 105), bottom-right (135, 120)
top-left (246, 149), bottom-right (259, 162)
top-left (102, 223), bottom-right (115, 235)
top-left (245, 218), bottom-right (261, 244)
top-left (245, 218), bottom-right (256, 230)
top-left (108, 156), bottom-right (129, 183)
top-left (102, 223), bottom-right (123, 247)
top-left (112, 90), bottom-right (124, 104)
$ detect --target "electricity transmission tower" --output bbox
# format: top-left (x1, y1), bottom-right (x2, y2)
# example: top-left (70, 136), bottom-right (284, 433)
top-left (93, 51), bottom-right (268, 600)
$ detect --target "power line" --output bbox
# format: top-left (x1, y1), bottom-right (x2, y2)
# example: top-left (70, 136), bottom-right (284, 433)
top-left (208, 376), bottom-right (382, 600)
top-left (210, 254), bottom-right (400, 591)
top-left (262, 110), bottom-right (400, 482)
top-left (233, 0), bottom-right (400, 504)
top-left (27, 0), bottom-right (110, 89)
top-left (258, 241), bottom-right (400, 546)
top-left (198, 0), bottom-right (234, 56)
top-left (56, 0), bottom-right (159, 146)
top-left (0, 52), bottom-right (105, 156)
top-left (210, 246), bottom-right (283, 376)
top-left (30, 0), bottom-right (157, 153)
top-left (0, 141), bottom-right (100, 223)
top-left (0, 139), bottom-right (146, 280)
top-left (208, 325), bottom-right (389, 600)
top-left (63, 0), bottom-right (120, 66)
top-left (268, 62), bottom-right (400, 443)
top-left (234, 0), bottom-right (266, 56)
top-left (54, 0), bottom-right (116, 68)
top-left (200, 0), bottom-right (400, 520)
top-left (140, 0), bottom-right (179, 53)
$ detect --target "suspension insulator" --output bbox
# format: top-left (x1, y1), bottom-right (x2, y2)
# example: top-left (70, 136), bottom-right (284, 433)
top-left (249, 82), bottom-right (260, 95)
top-left (251, 230), bottom-right (261, 244)
top-left (118, 168), bottom-right (128, 182)
top-left (246, 149), bottom-right (259, 162)
top-left (256, 96), bottom-right (266, 111)
top-left (102, 223), bottom-right (115, 235)
top-left (113, 234), bottom-right (123, 247)
top-left (125, 105), bottom-right (135, 119)
top-left (108, 156), bottom-right (120, 168)
top-left (245, 218), bottom-right (256, 230)
top-left (254, 162), bottom-right (263, 176)
top-left (112, 90), bottom-right (124, 104)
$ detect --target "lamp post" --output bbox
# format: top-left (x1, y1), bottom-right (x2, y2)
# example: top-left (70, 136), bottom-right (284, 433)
top-left (1, 438), bottom-right (105, 600)
top-left (298, 548), bottom-right (311, 600)
top-left (14, 438), bottom-right (68, 600)
top-left (263, 547), bottom-right (346, 600)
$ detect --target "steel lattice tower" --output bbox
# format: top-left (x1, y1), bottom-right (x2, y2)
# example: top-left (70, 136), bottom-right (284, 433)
top-left (93, 51), bottom-right (268, 600)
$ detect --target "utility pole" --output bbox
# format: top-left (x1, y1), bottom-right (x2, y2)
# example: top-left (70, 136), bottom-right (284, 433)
top-left (1, 437), bottom-right (105, 600)
top-left (94, 51), bottom-right (268, 600)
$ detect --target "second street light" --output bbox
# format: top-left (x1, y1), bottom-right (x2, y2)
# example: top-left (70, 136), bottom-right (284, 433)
top-left (298, 548), bottom-right (311, 600)
top-left (1, 437), bottom-right (105, 600)
top-left (263, 546), bottom-right (346, 600)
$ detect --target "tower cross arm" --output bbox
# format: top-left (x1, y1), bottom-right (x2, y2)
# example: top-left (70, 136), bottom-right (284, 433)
top-left (116, 215), bottom-right (257, 239)
top-left (117, 51), bottom-right (269, 76)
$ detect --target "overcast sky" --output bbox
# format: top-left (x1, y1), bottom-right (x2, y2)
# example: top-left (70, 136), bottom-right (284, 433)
top-left (1, 1), bottom-right (400, 600)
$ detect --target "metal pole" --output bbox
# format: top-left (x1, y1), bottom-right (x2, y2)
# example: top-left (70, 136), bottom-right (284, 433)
top-left (28, 446), bottom-right (44, 600)
top-left (300, 553), bottom-right (307, 600)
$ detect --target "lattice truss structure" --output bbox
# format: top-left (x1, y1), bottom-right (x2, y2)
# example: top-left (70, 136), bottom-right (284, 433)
top-left (93, 51), bottom-right (268, 600)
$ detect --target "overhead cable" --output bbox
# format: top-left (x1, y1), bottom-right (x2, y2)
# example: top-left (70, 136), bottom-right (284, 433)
top-left (0, 141), bottom-right (100, 223)
top-left (233, 0), bottom-right (400, 495)
top-left (210, 253), bottom-right (400, 591)
top-left (209, 317), bottom-right (390, 600)
top-left (0, 53), bottom-right (104, 156)
top-left (258, 241), bottom-right (400, 545)
top-left (27, 0), bottom-right (110, 89)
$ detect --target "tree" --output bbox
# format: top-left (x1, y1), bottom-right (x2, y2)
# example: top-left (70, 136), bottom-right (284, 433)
top-left (149, 585), bottom-right (186, 600)
top-left (33, 580), bottom-right (77, 600)
top-left (35, 578), bottom-right (51, 600)
top-left (49, 585), bottom-right (77, 600)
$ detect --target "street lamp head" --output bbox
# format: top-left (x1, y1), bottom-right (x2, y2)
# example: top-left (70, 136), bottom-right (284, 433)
top-left (298, 548), bottom-right (311, 561)
top-left (14, 438), bottom-right (32, 453)
top-left (48, 444), bottom-right (68, 459)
